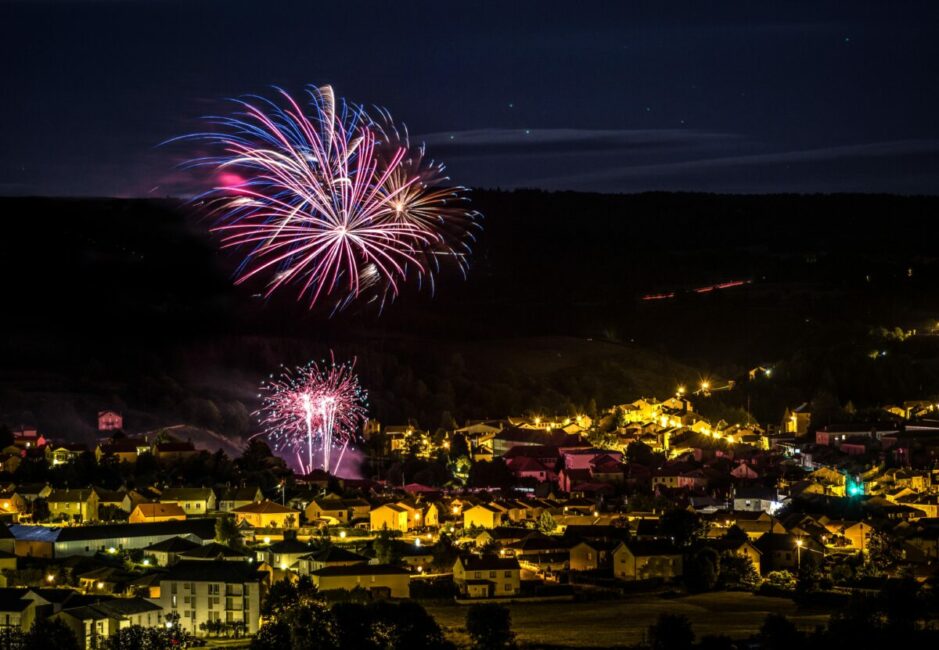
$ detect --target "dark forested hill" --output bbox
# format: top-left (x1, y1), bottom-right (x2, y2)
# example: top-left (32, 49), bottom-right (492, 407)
top-left (2, 191), bottom-right (939, 441)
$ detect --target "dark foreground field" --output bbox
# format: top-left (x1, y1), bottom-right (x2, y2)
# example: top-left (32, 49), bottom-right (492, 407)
top-left (425, 592), bottom-right (829, 648)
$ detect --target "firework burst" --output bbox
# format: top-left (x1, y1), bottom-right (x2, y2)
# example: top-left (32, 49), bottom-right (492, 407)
top-left (255, 355), bottom-right (368, 475)
top-left (176, 84), bottom-right (480, 312)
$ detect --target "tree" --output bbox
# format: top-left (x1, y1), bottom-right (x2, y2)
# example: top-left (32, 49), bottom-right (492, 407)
top-left (860, 530), bottom-right (902, 577)
top-left (764, 570), bottom-right (796, 591)
top-left (647, 613), bottom-right (694, 650)
top-left (101, 625), bottom-right (191, 649)
top-left (368, 600), bottom-right (452, 650)
top-left (253, 579), bottom-right (338, 650)
top-left (795, 554), bottom-right (821, 597)
top-left (373, 530), bottom-right (402, 565)
top-left (260, 576), bottom-right (320, 618)
top-left (466, 603), bottom-right (516, 650)
top-left (625, 441), bottom-right (655, 466)
top-left (758, 614), bottom-right (802, 650)
top-left (717, 553), bottom-right (760, 590)
top-left (215, 513), bottom-right (244, 550)
top-left (432, 533), bottom-right (459, 572)
top-left (537, 511), bottom-right (557, 535)
top-left (23, 619), bottom-right (80, 650)
top-left (683, 547), bottom-right (719, 593)
top-left (660, 509), bottom-right (702, 547)
top-left (284, 602), bottom-right (340, 650)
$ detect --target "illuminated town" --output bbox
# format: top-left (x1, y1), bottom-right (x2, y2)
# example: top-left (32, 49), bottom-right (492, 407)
top-left (4, 2), bottom-right (939, 649)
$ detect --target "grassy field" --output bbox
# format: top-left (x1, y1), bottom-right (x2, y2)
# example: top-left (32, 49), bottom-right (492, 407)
top-left (425, 592), bottom-right (829, 648)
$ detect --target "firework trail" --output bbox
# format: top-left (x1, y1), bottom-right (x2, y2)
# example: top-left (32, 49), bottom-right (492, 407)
top-left (255, 355), bottom-right (368, 474)
top-left (174, 85), bottom-right (480, 312)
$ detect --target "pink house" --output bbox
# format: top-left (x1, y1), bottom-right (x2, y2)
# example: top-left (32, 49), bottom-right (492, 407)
top-left (98, 410), bottom-right (123, 432)
top-left (561, 448), bottom-right (623, 471)
top-left (507, 456), bottom-right (558, 483)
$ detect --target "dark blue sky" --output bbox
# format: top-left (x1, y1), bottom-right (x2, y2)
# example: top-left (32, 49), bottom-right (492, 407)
top-left (3, 0), bottom-right (938, 195)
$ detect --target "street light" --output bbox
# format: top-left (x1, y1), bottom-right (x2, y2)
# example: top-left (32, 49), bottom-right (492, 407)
top-left (796, 538), bottom-right (803, 568)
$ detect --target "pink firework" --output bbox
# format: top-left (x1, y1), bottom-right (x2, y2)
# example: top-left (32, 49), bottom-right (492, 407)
top-left (255, 355), bottom-right (368, 474)
top-left (178, 84), bottom-right (479, 312)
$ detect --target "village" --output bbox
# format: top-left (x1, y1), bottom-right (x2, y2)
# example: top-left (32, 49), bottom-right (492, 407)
top-left (0, 388), bottom-right (936, 649)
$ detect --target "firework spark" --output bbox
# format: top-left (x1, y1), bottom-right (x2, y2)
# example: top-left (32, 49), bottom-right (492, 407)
top-left (255, 355), bottom-right (368, 475)
top-left (176, 84), bottom-right (480, 312)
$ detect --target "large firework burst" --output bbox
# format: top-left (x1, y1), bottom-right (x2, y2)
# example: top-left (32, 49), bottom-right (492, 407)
top-left (255, 355), bottom-right (368, 475)
top-left (178, 85), bottom-right (479, 312)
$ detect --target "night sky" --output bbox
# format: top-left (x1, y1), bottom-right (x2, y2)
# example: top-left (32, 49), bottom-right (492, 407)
top-left (3, 0), bottom-right (938, 196)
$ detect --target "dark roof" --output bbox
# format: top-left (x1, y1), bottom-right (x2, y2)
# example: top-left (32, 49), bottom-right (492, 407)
top-left (478, 527), bottom-right (535, 541)
top-left (218, 487), bottom-right (262, 501)
top-left (310, 563), bottom-right (409, 577)
top-left (233, 500), bottom-right (295, 514)
top-left (458, 555), bottom-right (521, 571)
top-left (93, 597), bottom-right (162, 617)
top-left (143, 536), bottom-right (201, 553)
top-left (734, 487), bottom-right (779, 501)
top-left (753, 533), bottom-right (799, 552)
top-left (307, 546), bottom-right (368, 563)
top-left (54, 519), bottom-right (216, 543)
top-left (178, 542), bottom-right (249, 560)
top-left (0, 589), bottom-right (30, 613)
top-left (561, 525), bottom-right (630, 542)
top-left (159, 487), bottom-right (214, 501)
top-left (47, 489), bottom-right (94, 503)
top-left (268, 538), bottom-right (312, 554)
top-left (504, 445), bottom-right (561, 460)
top-left (619, 540), bottom-right (682, 557)
top-left (161, 560), bottom-right (264, 583)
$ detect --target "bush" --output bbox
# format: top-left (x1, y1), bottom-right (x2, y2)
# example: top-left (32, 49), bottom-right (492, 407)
top-left (466, 603), bottom-right (516, 650)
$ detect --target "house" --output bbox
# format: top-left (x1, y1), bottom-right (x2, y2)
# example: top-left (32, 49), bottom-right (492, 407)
top-left (45, 443), bottom-right (88, 466)
top-left (158, 488), bottom-right (216, 515)
top-left (727, 512), bottom-right (787, 540)
top-left (309, 564), bottom-right (410, 599)
top-left (77, 566), bottom-right (136, 595)
top-left (261, 534), bottom-right (311, 570)
top-left (612, 540), bottom-right (683, 581)
top-left (0, 589), bottom-right (39, 632)
top-left (217, 487), bottom-right (263, 512)
top-left (783, 404), bottom-right (811, 436)
top-left (152, 441), bottom-right (198, 462)
top-left (232, 500), bottom-right (298, 529)
top-left (569, 540), bottom-right (618, 572)
top-left (297, 546), bottom-right (369, 575)
top-left (701, 538), bottom-right (762, 576)
top-left (94, 488), bottom-right (132, 514)
top-left (306, 497), bottom-right (371, 526)
top-left (129, 503), bottom-right (187, 524)
top-left (97, 411), bottom-right (123, 432)
top-left (733, 487), bottom-right (783, 514)
top-left (148, 560), bottom-right (264, 637)
top-left (10, 484), bottom-right (52, 522)
top-left (94, 441), bottom-right (139, 465)
top-left (505, 456), bottom-right (557, 484)
top-left (754, 533), bottom-right (824, 573)
top-left (370, 504), bottom-right (411, 533)
top-left (143, 536), bottom-right (202, 567)
top-left (47, 489), bottom-right (99, 523)
top-left (453, 556), bottom-right (521, 598)
top-left (55, 598), bottom-right (163, 649)
top-left (463, 504), bottom-right (506, 530)
top-left (823, 520), bottom-right (874, 552)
